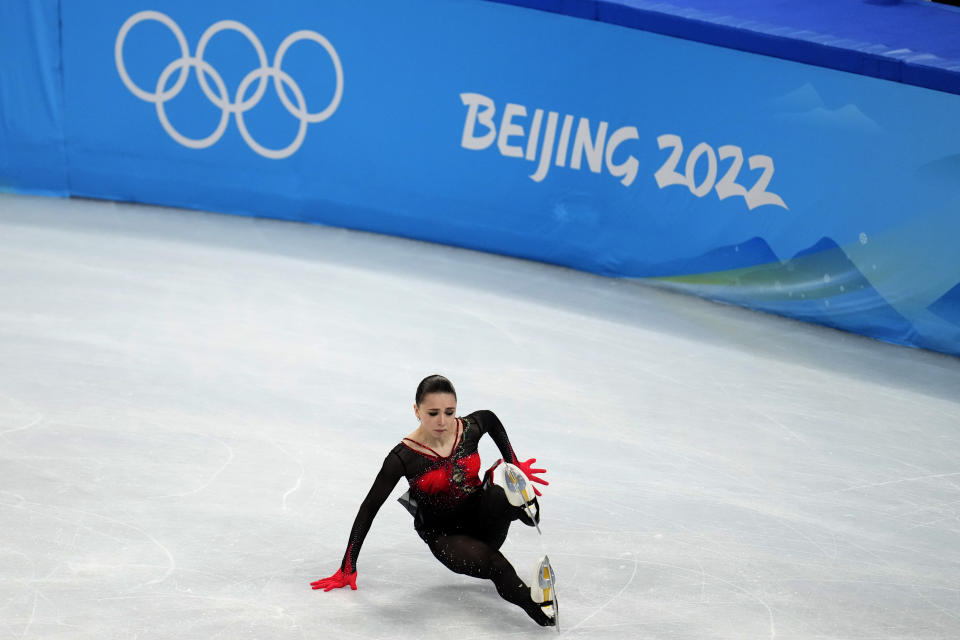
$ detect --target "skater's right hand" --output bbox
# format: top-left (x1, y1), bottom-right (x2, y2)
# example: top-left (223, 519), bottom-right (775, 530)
top-left (310, 568), bottom-right (357, 592)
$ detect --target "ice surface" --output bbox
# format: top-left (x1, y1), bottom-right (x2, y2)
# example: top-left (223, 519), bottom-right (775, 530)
top-left (1, 193), bottom-right (959, 639)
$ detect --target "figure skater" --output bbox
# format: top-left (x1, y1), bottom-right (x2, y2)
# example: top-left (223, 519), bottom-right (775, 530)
top-left (310, 374), bottom-right (555, 627)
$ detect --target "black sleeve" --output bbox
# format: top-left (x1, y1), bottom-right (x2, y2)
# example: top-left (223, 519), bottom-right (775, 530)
top-left (469, 409), bottom-right (518, 464)
top-left (339, 451), bottom-right (405, 573)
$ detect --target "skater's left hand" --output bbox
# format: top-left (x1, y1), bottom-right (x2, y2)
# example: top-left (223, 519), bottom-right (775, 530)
top-left (516, 458), bottom-right (548, 496)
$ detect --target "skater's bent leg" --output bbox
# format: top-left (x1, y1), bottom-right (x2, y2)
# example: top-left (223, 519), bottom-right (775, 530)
top-left (479, 481), bottom-right (541, 550)
top-left (479, 485), bottom-right (511, 549)
top-left (484, 467), bottom-right (541, 529)
top-left (427, 534), bottom-right (553, 627)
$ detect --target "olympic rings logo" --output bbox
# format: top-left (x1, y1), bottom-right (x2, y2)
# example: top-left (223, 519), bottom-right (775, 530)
top-left (115, 10), bottom-right (343, 159)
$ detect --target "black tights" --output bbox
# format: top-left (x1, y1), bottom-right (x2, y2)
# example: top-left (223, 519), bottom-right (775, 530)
top-left (421, 484), bottom-right (551, 626)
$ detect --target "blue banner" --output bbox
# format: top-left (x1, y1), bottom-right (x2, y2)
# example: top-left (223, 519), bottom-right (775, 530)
top-left (0, 0), bottom-right (68, 195)
top-left (8, 0), bottom-right (960, 355)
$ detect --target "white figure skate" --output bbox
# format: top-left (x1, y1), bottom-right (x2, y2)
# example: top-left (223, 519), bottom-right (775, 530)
top-left (530, 554), bottom-right (559, 632)
top-left (492, 461), bottom-right (541, 534)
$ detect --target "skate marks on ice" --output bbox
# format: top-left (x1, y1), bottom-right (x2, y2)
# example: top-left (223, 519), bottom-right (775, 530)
top-left (0, 495), bottom-right (179, 639)
top-left (558, 550), bottom-right (779, 639)
top-left (0, 411), bottom-right (317, 638)
top-left (269, 439), bottom-right (307, 513)
top-left (531, 509), bottom-right (780, 640)
top-left (0, 390), bottom-right (45, 440)
top-left (0, 447), bottom-right (335, 639)
top-left (2, 194), bottom-right (960, 638)
top-left (549, 459), bottom-right (960, 639)
top-left (145, 434), bottom-right (236, 501)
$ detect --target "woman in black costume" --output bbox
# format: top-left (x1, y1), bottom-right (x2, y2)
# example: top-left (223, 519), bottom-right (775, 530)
top-left (310, 374), bottom-right (554, 627)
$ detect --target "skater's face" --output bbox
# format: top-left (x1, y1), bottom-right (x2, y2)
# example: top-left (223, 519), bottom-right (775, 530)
top-left (414, 393), bottom-right (457, 437)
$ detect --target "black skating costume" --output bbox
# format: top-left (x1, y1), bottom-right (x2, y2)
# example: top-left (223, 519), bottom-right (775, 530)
top-left (337, 409), bottom-right (550, 625)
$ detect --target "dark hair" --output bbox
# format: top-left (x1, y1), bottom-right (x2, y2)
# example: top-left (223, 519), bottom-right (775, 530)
top-left (415, 375), bottom-right (457, 406)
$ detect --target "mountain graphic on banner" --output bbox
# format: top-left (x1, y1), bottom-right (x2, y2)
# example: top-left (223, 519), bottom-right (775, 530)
top-left (740, 237), bottom-right (914, 342)
top-left (654, 236), bottom-right (916, 345)
top-left (928, 283), bottom-right (960, 326)
top-left (649, 236), bottom-right (780, 276)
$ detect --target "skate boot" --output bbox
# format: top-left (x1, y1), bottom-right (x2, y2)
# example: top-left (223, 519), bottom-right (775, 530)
top-left (491, 461), bottom-right (541, 531)
top-left (530, 555), bottom-right (559, 630)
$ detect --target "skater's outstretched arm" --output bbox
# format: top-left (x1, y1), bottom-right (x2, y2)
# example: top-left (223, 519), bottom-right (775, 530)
top-left (310, 451), bottom-right (405, 591)
top-left (470, 410), bottom-right (548, 494)
top-left (470, 409), bottom-right (518, 464)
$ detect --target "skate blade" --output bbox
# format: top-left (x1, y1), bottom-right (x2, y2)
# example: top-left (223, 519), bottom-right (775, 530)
top-left (533, 556), bottom-right (556, 601)
top-left (537, 556), bottom-right (559, 632)
top-left (524, 502), bottom-right (542, 535)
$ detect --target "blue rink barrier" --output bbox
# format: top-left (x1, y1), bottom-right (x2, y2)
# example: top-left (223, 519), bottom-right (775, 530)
top-left (1, 0), bottom-right (959, 357)
top-left (0, 1), bottom-right (69, 195)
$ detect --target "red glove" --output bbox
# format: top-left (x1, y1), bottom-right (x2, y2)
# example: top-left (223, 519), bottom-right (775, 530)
top-left (515, 458), bottom-right (548, 497)
top-left (310, 568), bottom-right (357, 592)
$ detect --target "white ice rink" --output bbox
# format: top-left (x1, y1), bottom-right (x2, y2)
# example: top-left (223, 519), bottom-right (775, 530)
top-left (1, 192), bottom-right (959, 639)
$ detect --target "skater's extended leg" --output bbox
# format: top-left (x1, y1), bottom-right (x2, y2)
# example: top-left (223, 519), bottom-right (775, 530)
top-left (427, 533), bottom-right (554, 627)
